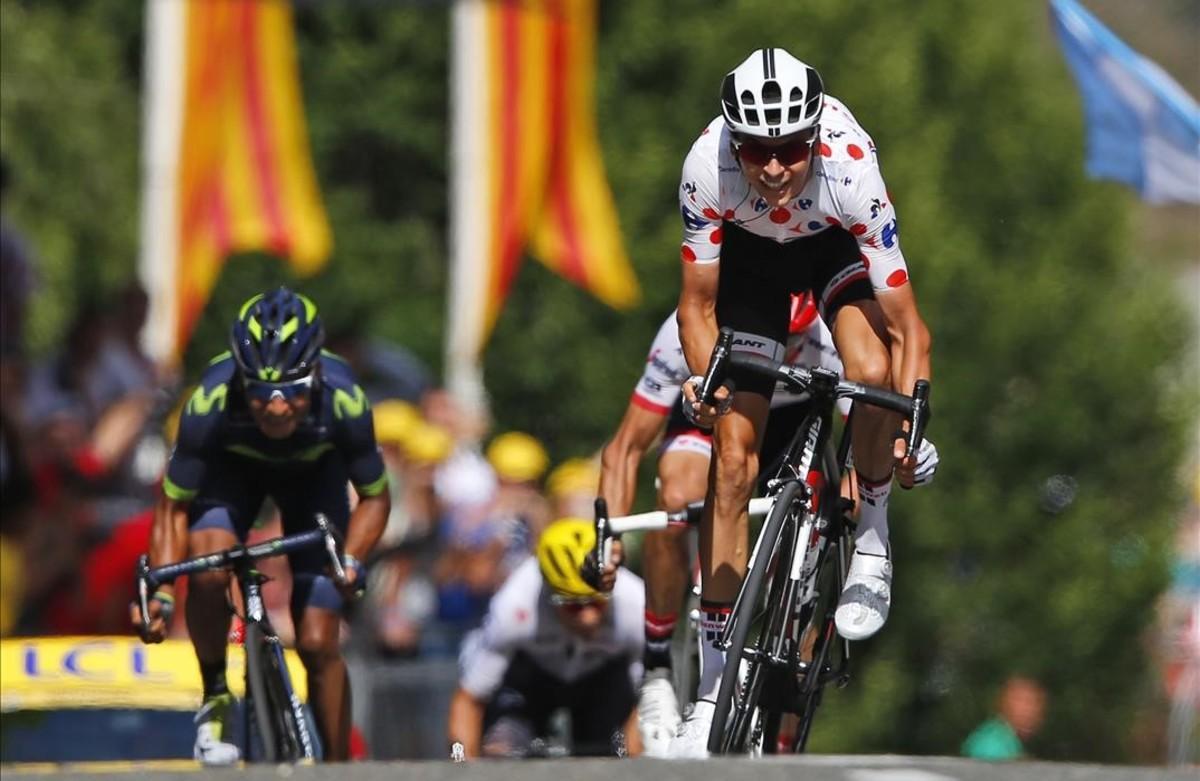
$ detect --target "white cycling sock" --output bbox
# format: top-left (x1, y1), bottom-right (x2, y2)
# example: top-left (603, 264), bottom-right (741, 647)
top-left (854, 476), bottom-right (891, 556)
top-left (696, 601), bottom-right (731, 702)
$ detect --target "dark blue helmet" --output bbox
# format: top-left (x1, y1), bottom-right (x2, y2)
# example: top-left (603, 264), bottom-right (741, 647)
top-left (230, 287), bottom-right (324, 382)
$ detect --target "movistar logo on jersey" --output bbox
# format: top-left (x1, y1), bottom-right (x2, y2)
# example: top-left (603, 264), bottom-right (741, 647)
top-left (258, 367), bottom-right (282, 381)
top-left (333, 385), bottom-right (369, 420)
top-left (187, 383), bottom-right (228, 416)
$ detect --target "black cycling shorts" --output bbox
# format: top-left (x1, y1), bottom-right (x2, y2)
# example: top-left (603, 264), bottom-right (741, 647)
top-left (481, 652), bottom-right (636, 757)
top-left (717, 222), bottom-right (872, 398)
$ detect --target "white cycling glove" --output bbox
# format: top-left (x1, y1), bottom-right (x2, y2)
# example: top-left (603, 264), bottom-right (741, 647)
top-left (681, 375), bottom-right (732, 426)
top-left (911, 437), bottom-right (939, 486)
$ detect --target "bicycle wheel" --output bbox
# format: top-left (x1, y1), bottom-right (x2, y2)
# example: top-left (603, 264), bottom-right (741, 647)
top-left (707, 479), bottom-right (805, 755)
top-left (789, 451), bottom-right (851, 752)
top-left (245, 622), bottom-right (309, 762)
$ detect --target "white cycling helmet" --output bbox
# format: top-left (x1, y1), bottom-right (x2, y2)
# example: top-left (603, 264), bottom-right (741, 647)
top-left (720, 48), bottom-right (824, 138)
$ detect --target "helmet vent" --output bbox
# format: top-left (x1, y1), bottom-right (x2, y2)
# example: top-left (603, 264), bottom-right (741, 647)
top-left (761, 80), bottom-right (781, 104)
top-left (740, 89), bottom-right (756, 106)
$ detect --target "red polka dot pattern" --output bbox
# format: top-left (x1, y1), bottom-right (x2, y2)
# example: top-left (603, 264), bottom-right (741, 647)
top-left (819, 143), bottom-right (832, 157)
top-left (850, 223), bottom-right (867, 236)
top-left (681, 245), bottom-right (696, 263)
top-left (702, 207), bottom-right (720, 220)
top-left (847, 144), bottom-right (864, 160)
top-left (769, 208), bottom-right (791, 224)
top-left (709, 228), bottom-right (723, 244)
top-left (886, 269), bottom-right (908, 288)
top-left (825, 216), bottom-right (841, 227)
top-left (723, 209), bottom-right (735, 220)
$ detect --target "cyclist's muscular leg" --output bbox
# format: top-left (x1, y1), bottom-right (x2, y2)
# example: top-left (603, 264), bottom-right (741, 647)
top-left (648, 450), bottom-right (709, 619)
top-left (832, 301), bottom-right (901, 482)
top-left (701, 393), bottom-right (769, 602)
top-left (295, 605), bottom-right (351, 761)
top-left (186, 528), bottom-right (238, 694)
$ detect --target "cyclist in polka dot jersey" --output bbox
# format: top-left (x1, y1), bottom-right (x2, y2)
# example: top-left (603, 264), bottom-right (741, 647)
top-left (670, 48), bottom-right (934, 757)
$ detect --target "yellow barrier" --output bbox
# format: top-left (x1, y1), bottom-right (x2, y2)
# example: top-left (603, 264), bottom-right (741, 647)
top-left (0, 636), bottom-right (307, 711)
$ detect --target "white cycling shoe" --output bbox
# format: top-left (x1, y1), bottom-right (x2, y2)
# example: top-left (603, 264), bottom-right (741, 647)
top-left (668, 699), bottom-right (714, 759)
top-left (194, 693), bottom-right (241, 766)
top-left (835, 549), bottom-right (893, 641)
top-left (638, 672), bottom-right (682, 758)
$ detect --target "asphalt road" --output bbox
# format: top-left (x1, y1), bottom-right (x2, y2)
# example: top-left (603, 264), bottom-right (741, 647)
top-left (3, 755), bottom-right (1191, 781)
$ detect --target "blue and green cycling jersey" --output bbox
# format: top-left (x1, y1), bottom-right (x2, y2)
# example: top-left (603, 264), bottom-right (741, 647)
top-left (163, 351), bottom-right (387, 502)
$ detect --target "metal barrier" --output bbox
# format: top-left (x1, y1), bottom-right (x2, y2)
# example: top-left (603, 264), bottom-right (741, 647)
top-left (347, 655), bottom-right (459, 759)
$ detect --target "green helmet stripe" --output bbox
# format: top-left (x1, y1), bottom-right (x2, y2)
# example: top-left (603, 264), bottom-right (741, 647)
top-left (297, 293), bottom-right (318, 322)
top-left (247, 317), bottom-right (262, 341)
top-left (238, 293), bottom-right (265, 319)
top-left (279, 317), bottom-right (299, 341)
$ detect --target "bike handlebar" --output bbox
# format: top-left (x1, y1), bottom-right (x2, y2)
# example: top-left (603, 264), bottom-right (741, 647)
top-left (136, 514), bottom-right (351, 635)
top-left (708, 327), bottom-right (932, 458)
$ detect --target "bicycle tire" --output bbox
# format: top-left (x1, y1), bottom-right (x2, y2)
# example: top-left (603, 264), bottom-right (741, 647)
top-left (245, 622), bottom-right (280, 763)
top-left (707, 479), bottom-right (805, 755)
top-left (789, 448), bottom-right (851, 752)
top-left (245, 623), bottom-right (308, 762)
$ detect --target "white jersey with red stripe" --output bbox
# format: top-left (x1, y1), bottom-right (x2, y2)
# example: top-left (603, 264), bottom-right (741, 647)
top-left (457, 558), bottom-right (645, 701)
top-left (631, 306), bottom-right (843, 416)
top-left (678, 97), bottom-right (910, 293)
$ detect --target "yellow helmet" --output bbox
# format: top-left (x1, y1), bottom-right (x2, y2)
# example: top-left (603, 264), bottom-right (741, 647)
top-left (536, 518), bottom-right (599, 600)
top-left (486, 431), bottom-right (550, 483)
top-left (403, 421), bottom-right (454, 465)
top-left (373, 400), bottom-right (422, 447)
top-left (546, 457), bottom-right (600, 499)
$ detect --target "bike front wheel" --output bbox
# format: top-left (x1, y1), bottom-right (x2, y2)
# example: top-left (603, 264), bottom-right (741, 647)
top-left (707, 479), bottom-right (805, 755)
top-left (245, 622), bottom-right (309, 762)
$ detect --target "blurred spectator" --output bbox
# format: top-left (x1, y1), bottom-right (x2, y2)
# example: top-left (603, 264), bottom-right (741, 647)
top-left (327, 328), bottom-right (432, 405)
top-left (1, 154), bottom-right (36, 372)
top-left (961, 675), bottom-right (1047, 761)
top-left (545, 456), bottom-right (602, 520)
top-left (366, 399), bottom-right (453, 658)
top-left (429, 429), bottom-right (553, 649)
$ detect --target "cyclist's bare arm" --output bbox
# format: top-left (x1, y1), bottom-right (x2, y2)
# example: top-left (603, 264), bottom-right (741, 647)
top-left (874, 284), bottom-right (932, 483)
top-left (446, 686), bottom-right (485, 759)
top-left (677, 260), bottom-right (720, 377)
top-left (344, 490), bottom-right (390, 566)
top-left (623, 702), bottom-right (644, 757)
top-left (131, 492), bottom-right (189, 641)
top-left (600, 403), bottom-right (668, 518)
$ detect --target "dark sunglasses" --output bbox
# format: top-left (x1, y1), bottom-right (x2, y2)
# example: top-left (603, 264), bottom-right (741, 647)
top-left (243, 374), bottom-right (314, 404)
top-left (550, 594), bottom-right (609, 612)
top-left (733, 130), bottom-right (818, 167)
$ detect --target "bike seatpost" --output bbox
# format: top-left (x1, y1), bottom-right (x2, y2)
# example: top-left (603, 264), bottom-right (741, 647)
top-left (698, 327), bottom-right (735, 407)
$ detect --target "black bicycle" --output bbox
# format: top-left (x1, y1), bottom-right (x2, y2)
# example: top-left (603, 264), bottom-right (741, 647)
top-left (135, 515), bottom-right (354, 763)
top-left (688, 327), bottom-right (931, 755)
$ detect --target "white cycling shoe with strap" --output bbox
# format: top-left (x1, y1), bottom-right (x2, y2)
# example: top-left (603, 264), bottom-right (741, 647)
top-left (668, 699), bottom-right (715, 759)
top-left (194, 692), bottom-right (240, 766)
top-left (638, 671), bottom-right (682, 758)
top-left (834, 548), bottom-right (893, 641)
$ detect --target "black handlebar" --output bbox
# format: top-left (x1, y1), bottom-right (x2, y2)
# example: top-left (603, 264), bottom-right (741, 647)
top-left (136, 515), bottom-right (351, 635)
top-left (707, 325), bottom-right (933, 449)
top-left (698, 328), bottom-right (735, 406)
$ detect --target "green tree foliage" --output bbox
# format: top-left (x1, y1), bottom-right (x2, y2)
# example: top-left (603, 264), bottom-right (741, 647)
top-left (2, 0), bottom-right (1194, 762)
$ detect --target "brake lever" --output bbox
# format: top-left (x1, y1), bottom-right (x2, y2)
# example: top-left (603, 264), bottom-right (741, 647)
top-left (135, 553), bottom-right (152, 634)
top-left (905, 380), bottom-right (931, 459)
top-left (317, 513), bottom-right (349, 585)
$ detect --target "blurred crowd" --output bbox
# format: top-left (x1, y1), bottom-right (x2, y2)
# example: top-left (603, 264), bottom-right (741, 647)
top-left (0, 250), bottom-right (602, 668)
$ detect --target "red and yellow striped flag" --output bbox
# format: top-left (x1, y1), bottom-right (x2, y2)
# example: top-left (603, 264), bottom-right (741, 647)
top-left (140, 0), bottom-right (331, 362)
top-left (447, 0), bottom-right (640, 402)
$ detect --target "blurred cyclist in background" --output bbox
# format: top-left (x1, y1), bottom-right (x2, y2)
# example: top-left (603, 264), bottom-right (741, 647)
top-left (446, 518), bottom-right (645, 759)
top-left (132, 287), bottom-right (390, 764)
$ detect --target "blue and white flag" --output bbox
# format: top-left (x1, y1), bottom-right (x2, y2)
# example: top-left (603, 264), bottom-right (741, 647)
top-left (1050, 0), bottom-right (1200, 204)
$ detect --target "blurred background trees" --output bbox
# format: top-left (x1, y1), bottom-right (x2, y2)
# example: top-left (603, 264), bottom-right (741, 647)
top-left (1, 0), bottom-right (1196, 762)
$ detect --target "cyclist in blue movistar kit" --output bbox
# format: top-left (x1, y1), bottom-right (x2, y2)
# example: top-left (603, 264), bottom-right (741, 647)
top-left (131, 288), bottom-right (391, 764)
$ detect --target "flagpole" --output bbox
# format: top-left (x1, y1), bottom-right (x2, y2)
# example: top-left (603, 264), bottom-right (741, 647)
top-left (138, 0), bottom-right (186, 366)
top-left (445, 0), bottom-right (489, 417)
